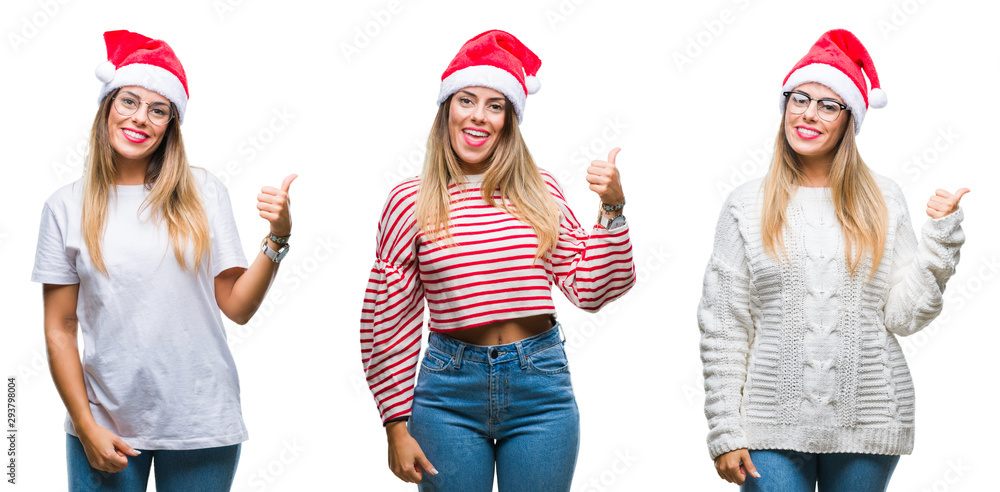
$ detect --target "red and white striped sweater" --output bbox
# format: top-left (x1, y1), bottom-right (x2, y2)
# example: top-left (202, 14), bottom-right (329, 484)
top-left (360, 170), bottom-right (635, 423)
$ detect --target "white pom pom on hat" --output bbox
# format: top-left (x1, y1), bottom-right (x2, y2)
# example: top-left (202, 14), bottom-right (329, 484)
top-left (868, 87), bottom-right (887, 109)
top-left (95, 61), bottom-right (116, 84)
top-left (525, 75), bottom-right (540, 95)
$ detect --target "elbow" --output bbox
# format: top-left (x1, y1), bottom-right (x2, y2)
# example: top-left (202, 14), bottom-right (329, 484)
top-left (883, 322), bottom-right (914, 337)
top-left (222, 307), bottom-right (254, 326)
top-left (217, 296), bottom-right (259, 325)
top-left (884, 312), bottom-right (940, 338)
top-left (885, 294), bottom-right (944, 337)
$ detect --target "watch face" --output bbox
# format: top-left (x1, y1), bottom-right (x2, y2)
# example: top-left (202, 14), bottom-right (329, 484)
top-left (275, 245), bottom-right (290, 261)
top-left (610, 215), bottom-right (626, 228)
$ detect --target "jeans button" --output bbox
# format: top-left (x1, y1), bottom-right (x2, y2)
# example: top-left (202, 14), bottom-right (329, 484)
top-left (490, 349), bottom-right (499, 358)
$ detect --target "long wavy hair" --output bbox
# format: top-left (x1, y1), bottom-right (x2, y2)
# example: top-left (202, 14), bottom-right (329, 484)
top-left (82, 88), bottom-right (210, 275)
top-left (761, 111), bottom-right (888, 278)
top-left (414, 95), bottom-right (560, 259)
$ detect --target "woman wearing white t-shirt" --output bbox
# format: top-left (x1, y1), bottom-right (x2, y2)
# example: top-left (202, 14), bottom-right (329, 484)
top-left (31, 30), bottom-right (295, 491)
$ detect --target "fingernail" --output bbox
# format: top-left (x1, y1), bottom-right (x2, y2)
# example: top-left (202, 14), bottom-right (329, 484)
top-left (430, 467), bottom-right (439, 475)
top-left (752, 471), bottom-right (761, 478)
top-left (134, 450), bottom-right (141, 454)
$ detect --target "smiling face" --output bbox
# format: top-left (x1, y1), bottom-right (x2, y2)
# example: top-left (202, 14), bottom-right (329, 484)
top-left (448, 86), bottom-right (507, 173)
top-left (106, 86), bottom-right (171, 166)
top-left (783, 82), bottom-right (850, 163)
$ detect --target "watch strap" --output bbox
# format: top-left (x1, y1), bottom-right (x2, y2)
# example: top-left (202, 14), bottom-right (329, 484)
top-left (261, 237), bottom-right (289, 262)
top-left (597, 212), bottom-right (627, 230)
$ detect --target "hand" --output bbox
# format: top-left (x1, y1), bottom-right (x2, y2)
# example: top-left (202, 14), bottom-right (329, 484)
top-left (77, 423), bottom-right (140, 473)
top-left (586, 147), bottom-right (624, 206)
top-left (258, 174), bottom-right (298, 236)
top-left (926, 188), bottom-right (969, 219)
top-left (714, 448), bottom-right (759, 485)
top-left (386, 421), bottom-right (437, 483)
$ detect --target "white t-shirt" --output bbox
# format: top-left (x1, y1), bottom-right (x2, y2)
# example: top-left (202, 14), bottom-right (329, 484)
top-left (31, 168), bottom-right (249, 450)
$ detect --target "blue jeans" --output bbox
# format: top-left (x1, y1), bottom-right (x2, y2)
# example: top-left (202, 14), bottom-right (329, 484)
top-left (409, 324), bottom-right (580, 491)
top-left (741, 449), bottom-right (900, 492)
top-left (66, 434), bottom-right (241, 491)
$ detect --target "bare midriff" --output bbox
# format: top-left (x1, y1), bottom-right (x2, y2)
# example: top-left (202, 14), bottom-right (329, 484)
top-left (442, 314), bottom-right (555, 346)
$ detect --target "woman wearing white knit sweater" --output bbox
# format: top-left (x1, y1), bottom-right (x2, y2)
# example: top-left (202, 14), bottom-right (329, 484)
top-left (698, 30), bottom-right (967, 491)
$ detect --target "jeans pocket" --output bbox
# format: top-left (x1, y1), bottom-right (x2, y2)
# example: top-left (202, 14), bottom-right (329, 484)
top-left (420, 346), bottom-right (452, 372)
top-left (526, 342), bottom-right (570, 374)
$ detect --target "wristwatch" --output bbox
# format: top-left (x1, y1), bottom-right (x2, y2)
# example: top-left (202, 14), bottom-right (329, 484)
top-left (261, 236), bottom-right (290, 263)
top-left (598, 213), bottom-right (627, 230)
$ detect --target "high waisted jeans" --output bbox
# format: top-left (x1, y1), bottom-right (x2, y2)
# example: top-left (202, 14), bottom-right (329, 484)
top-left (409, 324), bottom-right (580, 491)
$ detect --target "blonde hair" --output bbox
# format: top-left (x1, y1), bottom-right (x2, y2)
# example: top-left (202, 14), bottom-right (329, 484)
top-left (414, 95), bottom-right (560, 259)
top-left (82, 89), bottom-right (210, 275)
top-left (761, 112), bottom-right (888, 278)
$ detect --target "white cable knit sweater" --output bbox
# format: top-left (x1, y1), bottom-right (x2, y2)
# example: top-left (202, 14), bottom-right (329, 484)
top-left (698, 175), bottom-right (965, 459)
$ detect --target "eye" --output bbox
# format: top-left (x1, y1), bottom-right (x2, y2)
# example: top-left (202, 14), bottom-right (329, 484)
top-left (119, 97), bottom-right (137, 107)
top-left (489, 103), bottom-right (504, 112)
top-left (819, 101), bottom-right (840, 113)
top-left (790, 93), bottom-right (809, 105)
top-left (150, 106), bottom-right (169, 117)
top-left (459, 97), bottom-right (473, 105)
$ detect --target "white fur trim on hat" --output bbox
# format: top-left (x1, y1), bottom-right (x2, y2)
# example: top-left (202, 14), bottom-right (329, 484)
top-left (97, 63), bottom-right (189, 124)
top-left (780, 63), bottom-right (866, 135)
top-left (437, 65), bottom-right (528, 123)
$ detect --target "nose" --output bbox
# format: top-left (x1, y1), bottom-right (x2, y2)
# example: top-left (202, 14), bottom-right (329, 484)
top-left (131, 103), bottom-right (149, 125)
top-left (471, 103), bottom-right (487, 123)
top-left (801, 99), bottom-right (819, 121)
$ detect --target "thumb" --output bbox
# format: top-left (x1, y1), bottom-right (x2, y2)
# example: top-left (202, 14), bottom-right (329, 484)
top-left (281, 174), bottom-right (298, 194)
top-left (418, 453), bottom-right (438, 476)
top-left (954, 187), bottom-right (970, 201)
top-left (607, 147), bottom-right (621, 165)
top-left (742, 450), bottom-right (760, 479)
top-left (115, 437), bottom-right (141, 457)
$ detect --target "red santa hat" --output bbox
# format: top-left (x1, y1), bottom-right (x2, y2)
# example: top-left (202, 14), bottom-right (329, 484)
top-left (95, 30), bottom-right (189, 124)
top-left (437, 30), bottom-right (541, 123)
top-left (780, 29), bottom-right (886, 134)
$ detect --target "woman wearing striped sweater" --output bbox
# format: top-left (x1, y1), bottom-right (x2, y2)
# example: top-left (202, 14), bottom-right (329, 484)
top-left (360, 30), bottom-right (635, 491)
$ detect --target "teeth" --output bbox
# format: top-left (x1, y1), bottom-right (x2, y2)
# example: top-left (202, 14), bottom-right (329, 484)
top-left (798, 128), bottom-right (819, 136)
top-left (463, 129), bottom-right (488, 138)
top-left (123, 129), bottom-right (148, 139)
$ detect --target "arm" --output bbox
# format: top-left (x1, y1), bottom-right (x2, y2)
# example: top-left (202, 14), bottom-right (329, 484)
top-left (43, 284), bottom-right (138, 473)
top-left (883, 186), bottom-right (967, 336)
top-left (215, 174), bottom-right (297, 325)
top-left (360, 181), bottom-right (437, 483)
top-left (697, 195), bottom-right (753, 463)
top-left (547, 155), bottom-right (636, 311)
top-left (32, 200), bottom-right (137, 472)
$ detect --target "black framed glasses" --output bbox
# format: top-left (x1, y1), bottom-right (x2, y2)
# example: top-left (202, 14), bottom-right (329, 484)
top-left (783, 91), bottom-right (848, 122)
top-left (112, 91), bottom-right (174, 126)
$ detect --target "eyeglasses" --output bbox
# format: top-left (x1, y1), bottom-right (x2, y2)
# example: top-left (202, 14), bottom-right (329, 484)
top-left (783, 91), bottom-right (848, 122)
top-left (112, 93), bottom-right (173, 126)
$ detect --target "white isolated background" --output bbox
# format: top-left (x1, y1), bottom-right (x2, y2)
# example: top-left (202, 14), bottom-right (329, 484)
top-left (1, 0), bottom-right (996, 490)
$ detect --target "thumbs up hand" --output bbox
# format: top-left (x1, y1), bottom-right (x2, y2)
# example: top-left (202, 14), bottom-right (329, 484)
top-left (258, 174), bottom-right (297, 236)
top-left (586, 147), bottom-right (624, 206)
top-left (926, 187), bottom-right (969, 219)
